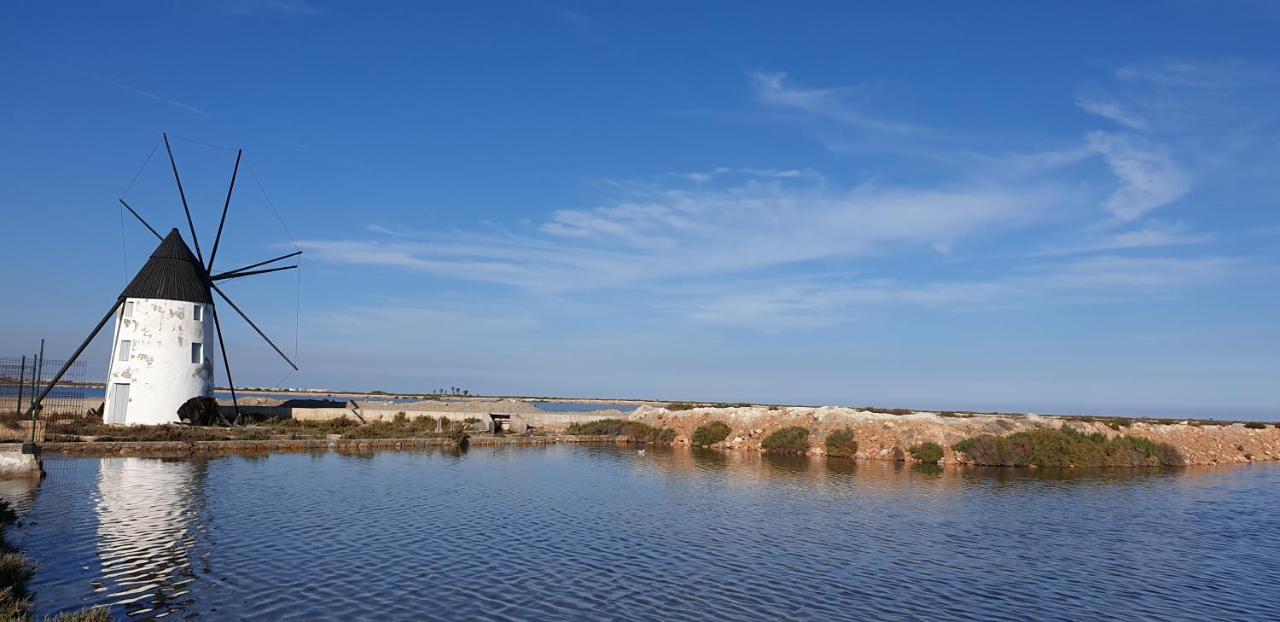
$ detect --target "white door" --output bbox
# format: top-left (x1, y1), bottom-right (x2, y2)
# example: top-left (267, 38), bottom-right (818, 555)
top-left (110, 383), bottom-right (130, 424)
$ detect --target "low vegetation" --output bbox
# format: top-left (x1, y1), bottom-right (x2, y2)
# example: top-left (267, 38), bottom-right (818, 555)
top-left (665, 402), bottom-right (697, 411)
top-left (333, 414), bottom-right (465, 440)
top-left (2, 500), bottom-right (109, 621)
top-left (952, 427), bottom-right (1185, 468)
top-left (43, 413), bottom-right (467, 443)
top-left (761, 426), bottom-right (810, 453)
top-left (46, 418), bottom-right (275, 442)
top-left (565, 419), bottom-right (677, 443)
top-left (908, 442), bottom-right (944, 463)
top-left (824, 427), bottom-right (857, 458)
top-left (1243, 422), bottom-right (1267, 430)
top-left (691, 421), bottom-right (732, 447)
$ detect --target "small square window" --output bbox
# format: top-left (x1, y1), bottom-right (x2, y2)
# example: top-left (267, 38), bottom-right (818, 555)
top-left (193, 305), bottom-right (202, 321)
top-left (123, 301), bottom-right (134, 318)
top-left (191, 342), bottom-right (203, 365)
top-left (118, 340), bottom-right (131, 362)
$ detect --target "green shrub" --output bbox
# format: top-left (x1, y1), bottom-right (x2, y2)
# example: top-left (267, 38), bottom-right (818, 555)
top-left (825, 427), bottom-right (857, 458)
top-left (952, 428), bottom-right (1185, 468)
top-left (908, 441), bottom-right (944, 463)
top-left (566, 419), bottom-right (675, 443)
top-left (666, 402), bottom-right (697, 411)
top-left (692, 421), bottom-right (732, 447)
top-left (1244, 422), bottom-right (1266, 430)
top-left (762, 427), bottom-right (810, 453)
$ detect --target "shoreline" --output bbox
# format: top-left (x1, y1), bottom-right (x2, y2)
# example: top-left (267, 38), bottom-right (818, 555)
top-left (33, 434), bottom-right (640, 457)
top-left (631, 405), bottom-right (1280, 466)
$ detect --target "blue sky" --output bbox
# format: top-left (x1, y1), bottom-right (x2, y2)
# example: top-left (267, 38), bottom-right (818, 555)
top-left (2, 1), bottom-right (1278, 418)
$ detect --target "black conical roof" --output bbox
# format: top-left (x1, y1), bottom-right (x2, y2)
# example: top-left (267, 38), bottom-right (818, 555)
top-left (120, 229), bottom-right (213, 303)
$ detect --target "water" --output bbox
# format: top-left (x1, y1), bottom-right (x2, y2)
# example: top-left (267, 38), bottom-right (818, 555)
top-left (531, 401), bottom-right (635, 412)
top-left (73, 389), bottom-right (633, 411)
top-left (6, 448), bottom-right (1280, 621)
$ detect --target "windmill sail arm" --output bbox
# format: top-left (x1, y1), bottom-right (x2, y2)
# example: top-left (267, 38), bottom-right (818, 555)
top-left (212, 250), bottom-right (303, 280)
top-left (27, 298), bottom-right (125, 416)
top-left (163, 132), bottom-right (205, 266)
top-left (208, 303), bottom-right (238, 426)
top-left (210, 283), bottom-right (299, 371)
top-left (211, 265), bottom-right (297, 282)
top-left (118, 199), bottom-right (164, 242)
top-left (207, 148), bottom-right (243, 273)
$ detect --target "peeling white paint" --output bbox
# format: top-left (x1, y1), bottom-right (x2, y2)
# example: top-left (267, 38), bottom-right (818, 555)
top-left (103, 297), bottom-right (214, 425)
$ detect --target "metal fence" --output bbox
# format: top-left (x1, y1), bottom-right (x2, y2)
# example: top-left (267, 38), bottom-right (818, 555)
top-left (0, 355), bottom-right (91, 418)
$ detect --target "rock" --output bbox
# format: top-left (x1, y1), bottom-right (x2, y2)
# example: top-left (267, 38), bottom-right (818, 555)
top-left (0, 449), bottom-right (42, 479)
top-left (177, 396), bottom-right (223, 426)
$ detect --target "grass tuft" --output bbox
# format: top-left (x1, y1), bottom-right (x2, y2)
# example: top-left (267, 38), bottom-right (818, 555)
top-left (952, 427), bottom-right (1185, 468)
top-left (2, 499), bottom-right (110, 621)
top-left (824, 427), bottom-right (857, 458)
top-left (566, 419), bottom-right (676, 443)
top-left (908, 441), bottom-right (944, 463)
top-left (691, 421), bottom-right (731, 447)
top-left (762, 427), bottom-right (810, 453)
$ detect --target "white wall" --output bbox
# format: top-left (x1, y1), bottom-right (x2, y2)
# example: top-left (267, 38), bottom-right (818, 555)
top-left (103, 297), bottom-right (214, 425)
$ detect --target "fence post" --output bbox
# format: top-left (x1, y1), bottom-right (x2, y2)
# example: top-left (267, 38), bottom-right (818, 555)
top-left (30, 341), bottom-right (44, 445)
top-left (30, 355), bottom-right (39, 411)
top-left (14, 356), bottom-right (26, 417)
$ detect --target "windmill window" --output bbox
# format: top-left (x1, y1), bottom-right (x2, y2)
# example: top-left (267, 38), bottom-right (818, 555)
top-left (191, 342), bottom-right (203, 365)
top-left (118, 340), bottom-right (131, 362)
top-left (193, 305), bottom-right (203, 321)
top-left (123, 301), bottom-right (134, 318)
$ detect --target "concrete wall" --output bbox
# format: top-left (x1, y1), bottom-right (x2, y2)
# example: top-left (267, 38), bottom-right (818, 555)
top-left (213, 402), bottom-right (631, 430)
top-left (514, 412), bottom-right (623, 430)
top-left (292, 407), bottom-right (359, 421)
top-left (0, 445), bottom-right (41, 479)
top-left (104, 298), bottom-right (214, 426)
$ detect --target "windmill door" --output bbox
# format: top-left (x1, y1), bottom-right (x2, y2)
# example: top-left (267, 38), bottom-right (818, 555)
top-left (110, 383), bottom-right (130, 424)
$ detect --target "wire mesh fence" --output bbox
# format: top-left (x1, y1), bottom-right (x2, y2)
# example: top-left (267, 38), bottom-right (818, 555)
top-left (0, 355), bottom-right (92, 442)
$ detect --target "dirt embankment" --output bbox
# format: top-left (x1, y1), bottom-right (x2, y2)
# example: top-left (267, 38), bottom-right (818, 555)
top-left (629, 406), bottom-right (1280, 466)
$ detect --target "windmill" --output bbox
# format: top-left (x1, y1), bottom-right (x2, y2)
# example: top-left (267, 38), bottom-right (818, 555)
top-left (26, 133), bottom-right (299, 426)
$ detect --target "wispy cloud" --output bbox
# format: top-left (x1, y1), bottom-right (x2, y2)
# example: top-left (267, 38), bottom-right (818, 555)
top-left (300, 168), bottom-right (1060, 292)
top-left (1075, 94), bottom-right (1148, 130)
top-left (1085, 131), bottom-right (1191, 222)
top-left (679, 255), bottom-right (1239, 330)
top-left (1035, 222), bottom-right (1211, 256)
top-left (752, 72), bottom-right (919, 133)
top-left (87, 73), bottom-right (204, 115)
top-left (1115, 60), bottom-right (1265, 90)
top-left (221, 0), bottom-right (322, 16)
top-left (317, 305), bottom-right (537, 334)
top-left (295, 61), bottom-right (1267, 335)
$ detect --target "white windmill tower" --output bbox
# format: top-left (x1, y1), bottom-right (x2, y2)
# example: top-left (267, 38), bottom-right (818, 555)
top-left (103, 229), bottom-right (218, 425)
top-left (27, 133), bottom-right (299, 426)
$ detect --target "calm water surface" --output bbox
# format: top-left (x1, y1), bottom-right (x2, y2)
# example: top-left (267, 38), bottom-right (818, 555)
top-left (6, 447), bottom-right (1280, 621)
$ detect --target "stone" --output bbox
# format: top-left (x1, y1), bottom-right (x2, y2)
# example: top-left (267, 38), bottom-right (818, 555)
top-left (177, 396), bottom-right (223, 426)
